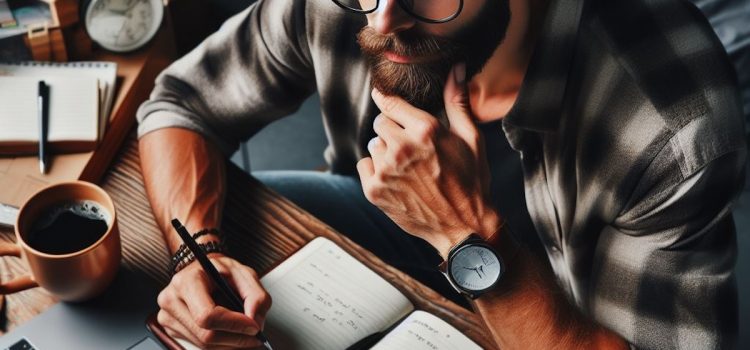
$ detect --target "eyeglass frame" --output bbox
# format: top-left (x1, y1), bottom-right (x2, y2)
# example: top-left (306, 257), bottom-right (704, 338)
top-left (331, 0), bottom-right (465, 24)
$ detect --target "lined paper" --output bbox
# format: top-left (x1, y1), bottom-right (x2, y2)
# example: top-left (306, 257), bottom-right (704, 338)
top-left (0, 76), bottom-right (98, 142)
top-left (0, 61), bottom-right (117, 139)
top-left (371, 310), bottom-right (482, 350)
top-left (260, 237), bottom-right (414, 350)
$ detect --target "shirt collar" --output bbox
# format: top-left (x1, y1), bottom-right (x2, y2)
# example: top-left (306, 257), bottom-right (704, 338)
top-left (503, 0), bottom-right (588, 132)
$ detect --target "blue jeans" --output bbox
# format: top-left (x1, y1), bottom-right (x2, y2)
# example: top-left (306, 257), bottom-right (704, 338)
top-left (253, 170), bottom-right (469, 308)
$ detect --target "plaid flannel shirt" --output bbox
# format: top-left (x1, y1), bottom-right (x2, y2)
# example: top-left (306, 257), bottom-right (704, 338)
top-left (137, 0), bottom-right (747, 347)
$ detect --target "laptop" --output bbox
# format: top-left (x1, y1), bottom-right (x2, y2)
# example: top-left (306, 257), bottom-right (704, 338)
top-left (0, 267), bottom-right (166, 350)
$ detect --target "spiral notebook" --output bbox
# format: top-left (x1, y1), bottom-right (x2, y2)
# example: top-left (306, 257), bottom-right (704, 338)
top-left (0, 61), bottom-right (117, 154)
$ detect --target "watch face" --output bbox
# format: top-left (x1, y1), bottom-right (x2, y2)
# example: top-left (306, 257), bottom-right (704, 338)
top-left (85, 0), bottom-right (163, 52)
top-left (449, 244), bottom-right (502, 293)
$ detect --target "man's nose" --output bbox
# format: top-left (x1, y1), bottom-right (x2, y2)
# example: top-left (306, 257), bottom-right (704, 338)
top-left (371, 0), bottom-right (416, 34)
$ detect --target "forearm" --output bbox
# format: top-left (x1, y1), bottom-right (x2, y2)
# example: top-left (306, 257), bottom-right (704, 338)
top-left (473, 238), bottom-right (627, 349)
top-left (138, 127), bottom-right (226, 254)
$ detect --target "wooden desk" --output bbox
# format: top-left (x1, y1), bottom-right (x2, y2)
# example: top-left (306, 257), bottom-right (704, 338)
top-left (0, 132), bottom-right (498, 348)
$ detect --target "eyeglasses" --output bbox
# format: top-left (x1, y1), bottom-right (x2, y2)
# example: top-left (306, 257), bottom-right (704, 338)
top-left (332, 0), bottom-right (465, 24)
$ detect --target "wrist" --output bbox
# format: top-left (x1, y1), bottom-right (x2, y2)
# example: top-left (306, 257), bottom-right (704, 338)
top-left (169, 227), bottom-right (226, 275)
top-left (476, 209), bottom-right (503, 241)
top-left (437, 209), bottom-right (503, 259)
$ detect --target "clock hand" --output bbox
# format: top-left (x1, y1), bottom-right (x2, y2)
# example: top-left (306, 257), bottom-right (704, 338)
top-left (461, 266), bottom-right (483, 279)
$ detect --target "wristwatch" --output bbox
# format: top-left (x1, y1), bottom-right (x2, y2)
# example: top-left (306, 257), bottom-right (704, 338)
top-left (439, 233), bottom-right (505, 299)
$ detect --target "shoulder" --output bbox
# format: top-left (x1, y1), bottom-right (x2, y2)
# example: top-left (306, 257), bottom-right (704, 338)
top-left (582, 0), bottom-right (745, 175)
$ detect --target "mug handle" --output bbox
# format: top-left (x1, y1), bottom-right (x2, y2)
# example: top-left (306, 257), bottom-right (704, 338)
top-left (0, 242), bottom-right (39, 294)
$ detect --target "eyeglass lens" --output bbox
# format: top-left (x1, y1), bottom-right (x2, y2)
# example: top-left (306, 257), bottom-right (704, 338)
top-left (334, 0), bottom-right (461, 21)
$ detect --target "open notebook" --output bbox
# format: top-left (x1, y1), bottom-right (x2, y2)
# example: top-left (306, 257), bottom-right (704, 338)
top-left (172, 237), bottom-right (482, 350)
top-left (0, 61), bottom-right (117, 154)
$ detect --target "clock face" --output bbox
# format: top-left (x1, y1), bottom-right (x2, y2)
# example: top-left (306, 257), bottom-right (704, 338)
top-left (85, 0), bottom-right (163, 52)
top-left (449, 245), bottom-right (502, 292)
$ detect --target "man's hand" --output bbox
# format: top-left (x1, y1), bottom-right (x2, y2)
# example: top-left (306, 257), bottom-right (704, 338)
top-left (357, 63), bottom-right (502, 258)
top-left (156, 254), bottom-right (271, 350)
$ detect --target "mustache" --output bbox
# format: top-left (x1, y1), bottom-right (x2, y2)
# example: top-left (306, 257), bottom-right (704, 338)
top-left (356, 26), bottom-right (461, 59)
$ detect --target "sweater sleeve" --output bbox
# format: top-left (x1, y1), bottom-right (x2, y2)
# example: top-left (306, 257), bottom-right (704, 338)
top-left (136, 0), bottom-right (315, 156)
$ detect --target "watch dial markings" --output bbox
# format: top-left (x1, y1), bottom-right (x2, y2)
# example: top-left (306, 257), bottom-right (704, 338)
top-left (450, 246), bottom-right (501, 292)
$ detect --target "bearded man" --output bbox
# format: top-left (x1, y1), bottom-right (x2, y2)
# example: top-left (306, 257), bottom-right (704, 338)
top-left (137, 0), bottom-right (747, 348)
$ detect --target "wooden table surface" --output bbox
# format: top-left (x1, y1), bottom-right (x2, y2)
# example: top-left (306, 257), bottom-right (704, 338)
top-left (0, 132), bottom-right (497, 349)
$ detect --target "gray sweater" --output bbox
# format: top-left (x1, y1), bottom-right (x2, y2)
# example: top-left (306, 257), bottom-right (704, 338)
top-left (137, 0), bottom-right (374, 175)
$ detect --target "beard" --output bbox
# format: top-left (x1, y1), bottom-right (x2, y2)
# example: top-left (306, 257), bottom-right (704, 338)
top-left (357, 0), bottom-right (511, 114)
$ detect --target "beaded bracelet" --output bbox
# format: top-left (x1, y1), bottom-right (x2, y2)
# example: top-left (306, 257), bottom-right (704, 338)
top-left (170, 240), bottom-right (226, 275)
top-left (169, 228), bottom-right (225, 274)
top-left (171, 228), bottom-right (220, 258)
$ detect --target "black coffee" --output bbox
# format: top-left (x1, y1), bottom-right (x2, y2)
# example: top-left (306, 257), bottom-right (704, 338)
top-left (27, 200), bottom-right (110, 255)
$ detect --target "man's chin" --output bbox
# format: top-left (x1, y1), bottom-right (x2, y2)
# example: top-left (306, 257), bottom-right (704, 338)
top-left (369, 59), bottom-right (450, 114)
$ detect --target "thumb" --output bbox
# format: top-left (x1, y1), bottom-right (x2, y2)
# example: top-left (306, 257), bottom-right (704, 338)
top-left (444, 63), bottom-right (480, 151)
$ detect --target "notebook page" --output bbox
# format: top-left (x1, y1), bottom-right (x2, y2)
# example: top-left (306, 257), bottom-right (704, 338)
top-left (259, 237), bottom-right (414, 350)
top-left (372, 310), bottom-right (482, 350)
top-left (0, 76), bottom-right (98, 142)
top-left (175, 339), bottom-right (200, 350)
top-left (0, 61), bottom-right (117, 138)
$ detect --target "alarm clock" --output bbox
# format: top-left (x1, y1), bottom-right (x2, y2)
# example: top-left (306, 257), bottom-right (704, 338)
top-left (81, 0), bottom-right (164, 52)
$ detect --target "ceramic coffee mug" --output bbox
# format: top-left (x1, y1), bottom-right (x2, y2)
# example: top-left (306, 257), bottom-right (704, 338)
top-left (0, 181), bottom-right (121, 302)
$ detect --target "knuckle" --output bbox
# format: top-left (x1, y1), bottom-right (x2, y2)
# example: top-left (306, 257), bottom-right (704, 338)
top-left (157, 289), bottom-right (178, 311)
top-left (157, 290), bottom-right (169, 308)
top-left (375, 171), bottom-right (390, 184)
top-left (157, 310), bottom-right (170, 325)
top-left (258, 292), bottom-right (273, 310)
top-left (195, 308), bottom-right (215, 329)
top-left (416, 119), bottom-right (439, 142)
top-left (391, 143), bottom-right (412, 163)
top-left (373, 114), bottom-right (385, 131)
top-left (171, 267), bottom-right (194, 286)
top-left (381, 95), bottom-right (399, 113)
top-left (363, 184), bottom-right (383, 203)
top-left (197, 329), bottom-right (217, 345)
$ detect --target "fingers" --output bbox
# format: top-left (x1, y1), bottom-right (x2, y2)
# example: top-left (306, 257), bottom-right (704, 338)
top-left (357, 157), bottom-right (375, 181)
top-left (443, 63), bottom-right (481, 153)
top-left (372, 113), bottom-right (405, 145)
top-left (371, 89), bottom-right (434, 130)
top-left (158, 307), bottom-right (202, 347)
top-left (225, 263), bottom-right (272, 329)
top-left (357, 157), bottom-right (381, 205)
top-left (372, 114), bottom-right (424, 174)
top-left (176, 262), bottom-right (259, 334)
top-left (157, 258), bottom-right (266, 349)
top-left (158, 289), bottom-right (261, 349)
top-left (367, 135), bottom-right (386, 158)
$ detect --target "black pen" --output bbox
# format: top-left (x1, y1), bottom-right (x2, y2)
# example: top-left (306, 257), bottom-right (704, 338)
top-left (171, 219), bottom-right (273, 350)
top-left (37, 80), bottom-right (48, 174)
